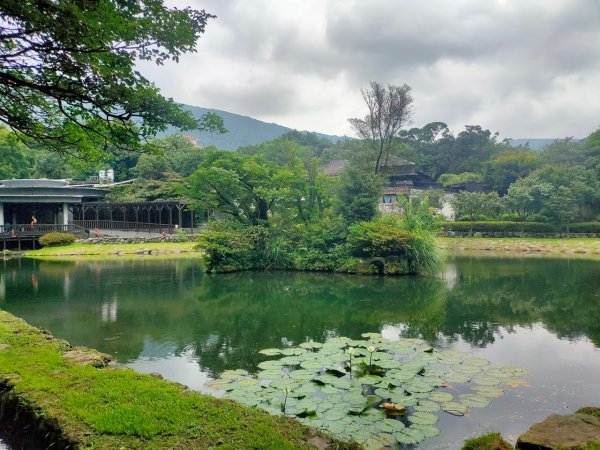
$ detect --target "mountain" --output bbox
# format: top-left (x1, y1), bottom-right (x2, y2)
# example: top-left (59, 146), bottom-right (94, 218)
top-left (508, 138), bottom-right (581, 151)
top-left (164, 104), bottom-right (345, 150)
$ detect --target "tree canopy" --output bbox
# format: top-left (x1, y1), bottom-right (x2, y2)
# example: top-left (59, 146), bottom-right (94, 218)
top-left (348, 82), bottom-right (413, 173)
top-left (0, 0), bottom-right (224, 157)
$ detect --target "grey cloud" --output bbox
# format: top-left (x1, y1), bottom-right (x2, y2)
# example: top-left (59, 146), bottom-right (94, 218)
top-left (155, 0), bottom-right (600, 138)
top-left (195, 79), bottom-right (298, 117)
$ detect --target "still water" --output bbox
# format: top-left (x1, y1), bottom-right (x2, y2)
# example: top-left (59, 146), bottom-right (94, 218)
top-left (1, 256), bottom-right (600, 448)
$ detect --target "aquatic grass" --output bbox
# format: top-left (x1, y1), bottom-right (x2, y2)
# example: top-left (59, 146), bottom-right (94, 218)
top-left (0, 311), bottom-right (357, 449)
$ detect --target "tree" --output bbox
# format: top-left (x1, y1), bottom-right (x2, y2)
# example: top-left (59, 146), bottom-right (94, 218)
top-left (484, 148), bottom-right (540, 194)
top-left (0, 0), bottom-right (225, 157)
top-left (186, 151), bottom-right (286, 226)
top-left (0, 126), bottom-right (33, 178)
top-left (348, 82), bottom-right (413, 173)
top-left (451, 191), bottom-right (502, 222)
top-left (336, 164), bottom-right (386, 223)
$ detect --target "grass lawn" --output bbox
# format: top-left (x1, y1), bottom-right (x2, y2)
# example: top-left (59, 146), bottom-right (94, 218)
top-left (24, 241), bottom-right (199, 257)
top-left (439, 237), bottom-right (600, 259)
top-left (0, 311), bottom-right (357, 450)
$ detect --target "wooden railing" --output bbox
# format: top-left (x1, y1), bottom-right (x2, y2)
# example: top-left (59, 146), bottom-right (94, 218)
top-left (72, 220), bottom-right (174, 234)
top-left (0, 224), bottom-right (90, 239)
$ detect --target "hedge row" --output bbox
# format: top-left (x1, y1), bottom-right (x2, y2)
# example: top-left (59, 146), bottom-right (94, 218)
top-left (568, 222), bottom-right (600, 233)
top-left (442, 221), bottom-right (600, 233)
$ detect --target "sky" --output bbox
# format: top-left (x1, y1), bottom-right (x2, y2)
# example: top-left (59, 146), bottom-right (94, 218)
top-left (138, 0), bottom-right (600, 139)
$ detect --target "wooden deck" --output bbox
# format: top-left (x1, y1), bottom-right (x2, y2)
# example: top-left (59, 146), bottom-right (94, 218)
top-left (1, 224), bottom-right (89, 250)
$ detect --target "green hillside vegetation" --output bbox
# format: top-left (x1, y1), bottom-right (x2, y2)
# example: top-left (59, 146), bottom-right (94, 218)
top-left (164, 104), bottom-right (345, 150)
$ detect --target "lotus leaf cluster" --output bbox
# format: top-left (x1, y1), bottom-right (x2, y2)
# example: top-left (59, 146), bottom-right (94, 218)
top-left (205, 333), bottom-right (528, 448)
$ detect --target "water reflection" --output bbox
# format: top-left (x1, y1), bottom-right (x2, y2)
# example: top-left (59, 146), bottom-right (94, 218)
top-left (2, 256), bottom-right (600, 447)
top-left (1, 257), bottom-right (600, 374)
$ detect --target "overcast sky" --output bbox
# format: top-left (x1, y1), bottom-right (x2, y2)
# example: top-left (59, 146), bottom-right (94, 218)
top-left (139, 0), bottom-right (600, 139)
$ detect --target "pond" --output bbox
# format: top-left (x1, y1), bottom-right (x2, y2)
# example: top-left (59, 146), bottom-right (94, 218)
top-left (1, 255), bottom-right (600, 448)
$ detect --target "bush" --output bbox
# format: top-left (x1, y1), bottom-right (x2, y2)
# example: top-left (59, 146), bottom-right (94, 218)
top-left (348, 222), bottom-right (418, 258)
top-left (196, 222), bottom-right (296, 273)
top-left (348, 220), bottom-right (443, 274)
top-left (443, 221), bottom-right (556, 233)
top-left (568, 222), bottom-right (600, 233)
top-left (39, 232), bottom-right (76, 247)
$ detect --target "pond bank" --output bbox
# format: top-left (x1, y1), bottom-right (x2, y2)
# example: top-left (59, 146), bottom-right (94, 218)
top-left (439, 237), bottom-right (600, 259)
top-left (0, 310), bottom-right (357, 450)
top-left (23, 241), bottom-right (199, 257)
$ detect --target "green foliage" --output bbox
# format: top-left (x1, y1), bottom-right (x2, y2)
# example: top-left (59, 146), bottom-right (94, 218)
top-left (336, 164), bottom-right (386, 223)
top-left (443, 222), bottom-right (556, 233)
top-left (196, 222), bottom-right (298, 273)
top-left (505, 164), bottom-right (600, 227)
top-left (38, 232), bottom-right (76, 247)
top-left (438, 172), bottom-right (481, 187)
top-left (568, 223), bottom-right (600, 234)
top-left (451, 192), bottom-right (503, 222)
top-left (133, 154), bottom-right (170, 180)
top-left (348, 222), bottom-right (417, 257)
top-left (0, 0), bottom-right (225, 157)
top-left (348, 216), bottom-right (443, 274)
top-left (483, 148), bottom-right (540, 194)
top-left (0, 126), bottom-right (33, 179)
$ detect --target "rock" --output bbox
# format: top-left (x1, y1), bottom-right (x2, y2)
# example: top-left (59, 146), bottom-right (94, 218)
top-left (0, 344), bottom-right (10, 351)
top-left (517, 412), bottom-right (600, 449)
top-left (62, 349), bottom-right (113, 368)
top-left (473, 232), bottom-right (483, 238)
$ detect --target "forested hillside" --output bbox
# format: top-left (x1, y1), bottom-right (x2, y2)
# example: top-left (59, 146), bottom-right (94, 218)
top-left (163, 104), bottom-right (344, 150)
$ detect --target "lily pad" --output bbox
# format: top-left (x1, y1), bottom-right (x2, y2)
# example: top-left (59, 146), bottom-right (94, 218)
top-left (257, 360), bottom-right (284, 370)
top-left (441, 401), bottom-right (468, 415)
top-left (394, 427), bottom-right (425, 444)
top-left (280, 347), bottom-right (306, 356)
top-left (463, 357), bottom-right (490, 367)
top-left (428, 391), bottom-right (454, 403)
top-left (410, 424), bottom-right (440, 438)
top-left (408, 411), bottom-right (438, 426)
top-left (257, 369), bottom-right (284, 380)
top-left (299, 341), bottom-right (323, 350)
top-left (472, 385), bottom-right (504, 398)
top-left (288, 369), bottom-right (315, 380)
top-left (474, 375), bottom-right (502, 386)
top-left (258, 348), bottom-right (283, 356)
top-left (445, 371), bottom-right (472, 383)
top-left (414, 400), bottom-right (441, 413)
top-left (459, 394), bottom-right (491, 408)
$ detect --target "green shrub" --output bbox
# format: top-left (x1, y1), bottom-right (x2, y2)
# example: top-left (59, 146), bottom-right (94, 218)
top-left (348, 220), bottom-right (444, 274)
top-left (38, 232), bottom-right (76, 247)
top-left (348, 222), bottom-right (418, 258)
top-left (443, 221), bottom-right (556, 233)
top-left (568, 222), bottom-right (600, 233)
top-left (196, 223), bottom-right (294, 273)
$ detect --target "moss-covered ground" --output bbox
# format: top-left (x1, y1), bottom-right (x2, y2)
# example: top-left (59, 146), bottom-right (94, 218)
top-left (462, 432), bottom-right (513, 450)
top-left (439, 237), bottom-right (600, 259)
top-left (0, 310), bottom-right (358, 449)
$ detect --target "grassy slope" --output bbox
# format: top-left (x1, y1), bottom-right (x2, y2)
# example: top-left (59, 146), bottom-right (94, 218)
top-left (439, 237), bottom-right (600, 259)
top-left (25, 241), bottom-right (199, 257)
top-left (0, 311), bottom-right (356, 450)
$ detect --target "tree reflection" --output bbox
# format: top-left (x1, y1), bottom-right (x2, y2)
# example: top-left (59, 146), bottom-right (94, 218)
top-left (1, 256), bottom-right (599, 377)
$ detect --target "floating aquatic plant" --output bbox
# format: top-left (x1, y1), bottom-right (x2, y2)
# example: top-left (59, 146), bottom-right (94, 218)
top-left (205, 333), bottom-right (529, 449)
